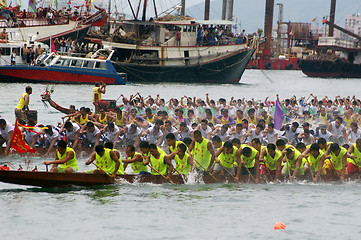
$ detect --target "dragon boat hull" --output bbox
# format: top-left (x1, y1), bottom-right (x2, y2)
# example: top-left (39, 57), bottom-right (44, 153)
top-left (0, 170), bottom-right (358, 188)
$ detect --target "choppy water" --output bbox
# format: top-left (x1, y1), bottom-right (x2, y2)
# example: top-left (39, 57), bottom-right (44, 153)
top-left (1, 70), bottom-right (361, 239)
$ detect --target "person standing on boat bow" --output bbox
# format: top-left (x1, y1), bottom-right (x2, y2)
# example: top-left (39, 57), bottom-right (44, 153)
top-left (43, 140), bottom-right (78, 173)
top-left (92, 82), bottom-right (108, 113)
top-left (15, 86), bottom-right (32, 125)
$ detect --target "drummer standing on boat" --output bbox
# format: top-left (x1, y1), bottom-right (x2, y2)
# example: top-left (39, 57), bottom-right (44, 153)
top-left (92, 81), bottom-right (107, 113)
top-left (15, 86), bottom-right (32, 125)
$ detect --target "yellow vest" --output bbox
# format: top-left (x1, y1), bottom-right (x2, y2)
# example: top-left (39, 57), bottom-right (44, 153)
top-left (193, 138), bottom-right (212, 169)
top-left (248, 116), bottom-right (258, 125)
top-left (344, 116), bottom-right (353, 128)
top-left (56, 147), bottom-right (78, 171)
top-left (115, 114), bottom-right (125, 126)
top-left (146, 115), bottom-right (156, 124)
top-left (150, 152), bottom-right (168, 175)
top-left (93, 87), bottom-right (101, 102)
top-left (308, 151), bottom-right (323, 172)
top-left (174, 152), bottom-right (191, 174)
top-left (96, 149), bottom-right (122, 174)
top-left (264, 148), bottom-right (282, 170)
top-left (235, 117), bottom-right (245, 124)
top-left (220, 116), bottom-right (230, 125)
top-left (330, 147), bottom-right (347, 171)
top-left (98, 114), bottom-right (107, 124)
top-left (285, 149), bottom-right (304, 171)
top-left (16, 92), bottom-right (28, 110)
top-left (129, 152), bottom-right (148, 174)
top-left (218, 146), bottom-right (238, 168)
top-left (241, 146), bottom-right (258, 168)
top-left (79, 114), bottom-right (89, 125)
top-left (350, 143), bottom-right (361, 167)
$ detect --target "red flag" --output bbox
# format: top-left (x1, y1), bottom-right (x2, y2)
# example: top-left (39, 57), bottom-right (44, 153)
top-left (311, 18), bottom-right (316, 22)
top-left (10, 121), bottom-right (36, 153)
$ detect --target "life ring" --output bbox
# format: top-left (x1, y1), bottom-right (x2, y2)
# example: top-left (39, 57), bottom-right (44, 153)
top-left (286, 63), bottom-right (293, 70)
top-left (264, 62), bottom-right (272, 70)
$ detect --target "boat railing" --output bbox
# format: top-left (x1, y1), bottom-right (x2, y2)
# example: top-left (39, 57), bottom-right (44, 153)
top-left (318, 37), bottom-right (359, 49)
top-left (0, 16), bottom-right (70, 28)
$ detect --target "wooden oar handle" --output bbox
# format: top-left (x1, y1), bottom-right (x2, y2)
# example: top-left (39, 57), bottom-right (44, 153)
top-left (91, 162), bottom-right (121, 184)
top-left (147, 164), bottom-right (174, 184)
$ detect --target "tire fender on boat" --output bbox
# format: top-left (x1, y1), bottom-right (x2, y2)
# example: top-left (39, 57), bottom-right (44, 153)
top-left (265, 62), bottom-right (272, 70)
top-left (286, 63), bottom-right (293, 70)
top-left (197, 65), bottom-right (203, 74)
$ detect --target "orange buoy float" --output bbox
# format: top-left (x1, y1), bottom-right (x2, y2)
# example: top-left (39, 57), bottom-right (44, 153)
top-left (274, 221), bottom-right (286, 230)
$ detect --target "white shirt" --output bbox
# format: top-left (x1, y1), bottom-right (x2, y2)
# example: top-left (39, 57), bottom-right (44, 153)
top-left (104, 125), bottom-right (120, 142)
top-left (86, 126), bottom-right (100, 143)
top-left (0, 120), bottom-right (13, 140)
top-left (146, 126), bottom-right (163, 144)
top-left (199, 125), bottom-right (212, 138)
top-left (45, 128), bottom-right (59, 142)
top-left (66, 124), bottom-right (80, 141)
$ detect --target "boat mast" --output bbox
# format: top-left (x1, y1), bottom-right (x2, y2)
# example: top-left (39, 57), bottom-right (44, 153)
top-left (127, 0), bottom-right (137, 19)
top-left (276, 3), bottom-right (283, 58)
top-left (227, 0), bottom-right (234, 21)
top-left (329, 0), bottom-right (336, 37)
top-left (181, 0), bottom-right (185, 16)
top-left (263, 0), bottom-right (274, 61)
top-left (222, 0), bottom-right (227, 20)
top-left (141, 0), bottom-right (147, 21)
top-left (204, 0), bottom-right (210, 20)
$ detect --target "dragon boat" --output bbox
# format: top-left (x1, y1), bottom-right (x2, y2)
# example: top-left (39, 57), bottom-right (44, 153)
top-left (0, 170), bottom-right (358, 188)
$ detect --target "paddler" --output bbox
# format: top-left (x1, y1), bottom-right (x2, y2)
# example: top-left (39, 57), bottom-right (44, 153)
top-left (235, 146), bottom-right (260, 182)
top-left (122, 145), bottom-right (149, 174)
top-left (281, 148), bottom-right (305, 181)
top-left (43, 140), bottom-right (78, 173)
top-left (167, 142), bottom-right (194, 175)
top-left (213, 141), bottom-right (238, 176)
top-left (15, 86), bottom-right (32, 125)
top-left (317, 143), bottom-right (353, 181)
top-left (346, 138), bottom-right (361, 174)
top-left (305, 143), bottom-right (328, 181)
top-left (86, 144), bottom-right (121, 178)
top-left (143, 144), bottom-right (174, 179)
top-left (188, 130), bottom-right (216, 173)
top-left (259, 143), bottom-right (283, 182)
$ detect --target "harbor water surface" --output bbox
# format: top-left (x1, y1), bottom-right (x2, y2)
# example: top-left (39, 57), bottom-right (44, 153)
top-left (1, 70), bottom-right (361, 239)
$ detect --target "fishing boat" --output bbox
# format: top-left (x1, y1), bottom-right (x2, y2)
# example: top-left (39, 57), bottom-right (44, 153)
top-left (0, 53), bottom-right (127, 84)
top-left (0, 5), bottom-right (109, 44)
top-left (298, 0), bottom-right (361, 78)
top-left (0, 170), bottom-right (356, 188)
top-left (299, 19), bottom-right (361, 78)
top-left (88, 0), bottom-right (255, 84)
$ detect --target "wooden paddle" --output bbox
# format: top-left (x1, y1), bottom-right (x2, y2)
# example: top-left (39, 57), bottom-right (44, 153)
top-left (217, 161), bottom-right (239, 182)
top-left (147, 164), bottom-right (174, 184)
top-left (91, 162), bottom-right (122, 184)
top-left (193, 158), bottom-right (218, 182)
top-left (241, 162), bottom-right (256, 182)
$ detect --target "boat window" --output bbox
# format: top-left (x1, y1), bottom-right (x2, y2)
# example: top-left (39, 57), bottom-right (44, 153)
top-left (94, 61), bottom-right (107, 69)
top-left (45, 55), bottom-right (55, 65)
top-left (13, 48), bottom-right (20, 55)
top-left (62, 59), bottom-right (71, 66)
top-left (192, 26), bottom-right (197, 32)
top-left (187, 26), bottom-right (192, 32)
top-left (55, 59), bottom-right (65, 65)
top-left (183, 26), bottom-right (187, 32)
top-left (1, 47), bottom-right (10, 56)
top-left (83, 61), bottom-right (95, 69)
top-left (71, 59), bottom-right (83, 67)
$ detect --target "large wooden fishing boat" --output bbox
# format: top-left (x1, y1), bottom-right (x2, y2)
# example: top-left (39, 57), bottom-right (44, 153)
top-left (0, 170), bottom-right (357, 188)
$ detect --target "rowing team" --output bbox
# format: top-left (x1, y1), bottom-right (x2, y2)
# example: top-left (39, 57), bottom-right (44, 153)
top-left (42, 129), bottom-right (361, 183)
